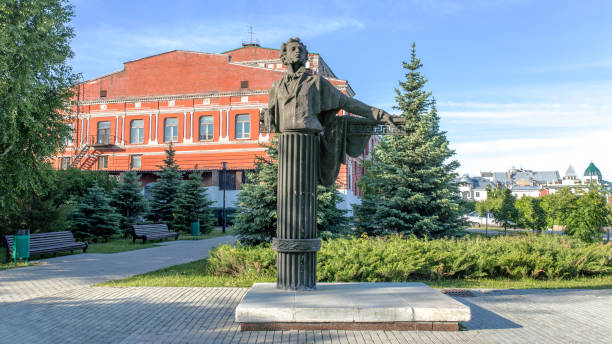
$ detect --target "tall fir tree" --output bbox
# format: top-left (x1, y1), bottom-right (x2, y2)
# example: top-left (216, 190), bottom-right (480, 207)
top-left (353, 43), bottom-right (462, 238)
top-left (233, 137), bottom-right (352, 245)
top-left (148, 144), bottom-right (183, 228)
top-left (71, 183), bottom-right (120, 242)
top-left (172, 170), bottom-right (215, 234)
top-left (111, 171), bottom-right (149, 236)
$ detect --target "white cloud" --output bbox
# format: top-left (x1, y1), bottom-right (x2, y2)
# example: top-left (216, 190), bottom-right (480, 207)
top-left (452, 129), bottom-right (612, 180)
top-left (71, 15), bottom-right (365, 77)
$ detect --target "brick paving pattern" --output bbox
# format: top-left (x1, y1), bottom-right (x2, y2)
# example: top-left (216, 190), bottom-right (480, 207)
top-left (1, 237), bottom-right (610, 343)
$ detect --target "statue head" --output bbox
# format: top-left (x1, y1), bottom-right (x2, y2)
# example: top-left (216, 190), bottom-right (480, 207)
top-left (279, 37), bottom-right (309, 67)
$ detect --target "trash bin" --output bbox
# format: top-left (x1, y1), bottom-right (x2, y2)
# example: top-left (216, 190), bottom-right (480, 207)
top-left (190, 219), bottom-right (200, 237)
top-left (13, 229), bottom-right (30, 265)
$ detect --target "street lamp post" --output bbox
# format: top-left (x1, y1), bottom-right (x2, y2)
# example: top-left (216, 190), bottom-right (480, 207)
top-left (221, 162), bottom-right (227, 233)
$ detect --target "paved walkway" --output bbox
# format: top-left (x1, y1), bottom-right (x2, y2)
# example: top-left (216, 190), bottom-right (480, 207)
top-left (1, 238), bottom-right (611, 343)
top-left (0, 287), bottom-right (610, 343)
top-left (0, 236), bottom-right (235, 302)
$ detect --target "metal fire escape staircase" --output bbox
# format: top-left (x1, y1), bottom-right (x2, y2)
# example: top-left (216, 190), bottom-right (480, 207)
top-left (70, 144), bottom-right (91, 168)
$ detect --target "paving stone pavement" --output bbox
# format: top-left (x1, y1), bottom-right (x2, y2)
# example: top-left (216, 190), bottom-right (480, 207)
top-left (0, 236), bottom-right (236, 302)
top-left (0, 286), bottom-right (610, 343)
top-left (1, 239), bottom-right (611, 343)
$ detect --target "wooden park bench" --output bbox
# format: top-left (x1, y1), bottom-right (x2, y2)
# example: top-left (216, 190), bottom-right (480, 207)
top-left (2, 231), bottom-right (88, 262)
top-left (131, 224), bottom-right (179, 244)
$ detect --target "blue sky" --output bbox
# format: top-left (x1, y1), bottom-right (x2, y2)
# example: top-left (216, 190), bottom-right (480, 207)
top-left (70, 0), bottom-right (612, 180)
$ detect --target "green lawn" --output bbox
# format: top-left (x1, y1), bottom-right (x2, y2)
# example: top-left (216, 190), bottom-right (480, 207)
top-left (98, 257), bottom-right (612, 290)
top-left (178, 227), bottom-right (235, 240)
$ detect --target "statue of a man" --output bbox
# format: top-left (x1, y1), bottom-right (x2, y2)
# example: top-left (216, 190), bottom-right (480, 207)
top-left (264, 37), bottom-right (403, 186)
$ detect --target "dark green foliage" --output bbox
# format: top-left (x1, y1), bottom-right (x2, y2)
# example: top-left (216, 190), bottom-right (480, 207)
top-left (234, 137), bottom-right (353, 245)
top-left (541, 187), bottom-right (577, 228)
top-left (0, 0), bottom-right (78, 220)
top-left (0, 168), bottom-right (117, 235)
top-left (208, 235), bottom-right (611, 282)
top-left (488, 187), bottom-right (519, 231)
top-left (70, 184), bottom-right (120, 241)
top-left (111, 171), bottom-right (149, 236)
top-left (566, 187), bottom-right (611, 243)
top-left (354, 43), bottom-right (462, 238)
top-left (172, 171), bottom-right (215, 234)
top-left (515, 196), bottom-right (547, 232)
top-left (148, 144), bottom-right (183, 228)
top-left (317, 185), bottom-right (352, 239)
top-left (233, 138), bottom-right (278, 245)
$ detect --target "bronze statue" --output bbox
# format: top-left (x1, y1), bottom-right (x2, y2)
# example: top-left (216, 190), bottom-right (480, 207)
top-left (264, 38), bottom-right (403, 186)
top-left (265, 38), bottom-right (403, 290)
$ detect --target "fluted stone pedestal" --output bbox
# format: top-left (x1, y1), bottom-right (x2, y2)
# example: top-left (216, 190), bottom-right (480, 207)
top-left (272, 132), bottom-right (321, 290)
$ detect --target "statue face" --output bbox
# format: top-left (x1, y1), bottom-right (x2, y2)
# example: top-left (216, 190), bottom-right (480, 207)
top-left (284, 41), bottom-right (307, 66)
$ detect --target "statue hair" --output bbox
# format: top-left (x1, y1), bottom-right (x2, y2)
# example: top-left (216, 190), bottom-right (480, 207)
top-left (279, 37), bottom-right (309, 65)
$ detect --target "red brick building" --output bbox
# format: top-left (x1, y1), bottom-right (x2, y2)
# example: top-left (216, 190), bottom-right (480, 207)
top-left (55, 44), bottom-right (375, 210)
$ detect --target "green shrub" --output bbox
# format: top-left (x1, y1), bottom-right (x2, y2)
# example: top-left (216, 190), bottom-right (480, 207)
top-left (207, 235), bottom-right (611, 282)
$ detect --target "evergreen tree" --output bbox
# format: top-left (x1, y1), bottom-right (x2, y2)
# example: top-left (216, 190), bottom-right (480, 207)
top-left (234, 137), bottom-right (352, 245)
top-left (147, 144), bottom-right (183, 228)
top-left (233, 138), bottom-right (279, 245)
top-left (492, 188), bottom-right (519, 233)
top-left (111, 171), bottom-right (149, 236)
top-left (71, 184), bottom-right (120, 241)
top-left (565, 187), bottom-right (610, 242)
top-left (317, 185), bottom-right (352, 239)
top-left (353, 43), bottom-right (462, 238)
top-left (172, 170), bottom-right (215, 234)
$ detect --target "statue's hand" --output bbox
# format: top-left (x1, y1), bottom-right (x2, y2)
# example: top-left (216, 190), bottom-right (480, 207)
top-left (381, 112), bottom-right (405, 133)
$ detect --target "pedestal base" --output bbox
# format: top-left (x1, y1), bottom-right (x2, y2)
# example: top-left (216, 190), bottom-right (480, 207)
top-left (235, 282), bottom-right (471, 331)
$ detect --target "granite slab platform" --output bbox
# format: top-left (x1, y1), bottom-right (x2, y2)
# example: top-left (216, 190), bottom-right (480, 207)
top-left (235, 282), bottom-right (471, 331)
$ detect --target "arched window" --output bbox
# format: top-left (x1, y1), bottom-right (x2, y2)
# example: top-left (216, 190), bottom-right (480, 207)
top-left (130, 119), bottom-right (144, 144)
top-left (97, 121), bottom-right (111, 144)
top-left (235, 114), bottom-right (250, 139)
top-left (199, 116), bottom-right (214, 141)
top-left (164, 117), bottom-right (178, 142)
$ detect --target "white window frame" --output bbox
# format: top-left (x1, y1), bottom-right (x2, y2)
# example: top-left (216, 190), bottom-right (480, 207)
top-left (164, 117), bottom-right (179, 142)
top-left (235, 114), bottom-right (250, 139)
top-left (199, 116), bottom-right (214, 141)
top-left (131, 155), bottom-right (142, 169)
top-left (130, 119), bottom-right (144, 144)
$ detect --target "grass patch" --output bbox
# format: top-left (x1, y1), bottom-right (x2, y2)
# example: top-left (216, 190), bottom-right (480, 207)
top-left (98, 258), bottom-right (274, 288)
top-left (87, 238), bottom-right (162, 254)
top-left (178, 227), bottom-right (236, 240)
top-left (98, 257), bottom-right (612, 289)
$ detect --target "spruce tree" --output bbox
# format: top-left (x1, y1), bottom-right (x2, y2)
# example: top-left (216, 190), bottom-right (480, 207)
top-left (353, 43), bottom-right (462, 238)
top-left (233, 138), bottom-right (278, 245)
top-left (172, 171), bottom-right (215, 234)
top-left (234, 137), bottom-right (352, 245)
top-left (148, 144), bottom-right (182, 228)
top-left (111, 171), bottom-right (149, 236)
top-left (317, 185), bottom-right (352, 239)
top-left (71, 184), bottom-right (120, 242)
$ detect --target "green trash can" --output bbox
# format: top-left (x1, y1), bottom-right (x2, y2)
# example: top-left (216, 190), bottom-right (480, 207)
top-left (190, 219), bottom-right (200, 237)
top-left (13, 229), bottom-right (30, 265)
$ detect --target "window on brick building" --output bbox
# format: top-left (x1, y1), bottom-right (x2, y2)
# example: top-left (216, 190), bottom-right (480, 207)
top-left (98, 156), bottom-right (108, 169)
top-left (65, 123), bottom-right (73, 146)
top-left (131, 155), bottom-right (142, 169)
top-left (130, 119), bottom-right (144, 144)
top-left (199, 116), bottom-right (214, 141)
top-left (240, 80), bottom-right (249, 89)
top-left (97, 121), bottom-right (111, 144)
top-left (164, 117), bottom-right (178, 142)
top-left (235, 114), bottom-right (250, 139)
top-left (60, 157), bottom-right (71, 169)
top-left (100, 90), bottom-right (107, 98)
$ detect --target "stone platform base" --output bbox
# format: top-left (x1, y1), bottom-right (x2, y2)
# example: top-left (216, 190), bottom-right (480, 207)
top-left (235, 282), bottom-right (470, 331)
